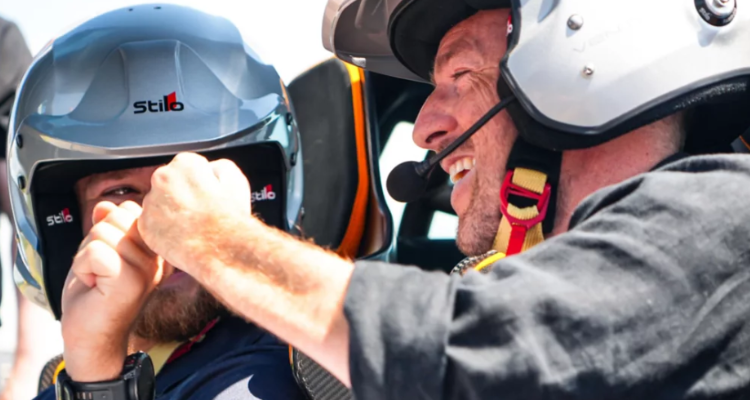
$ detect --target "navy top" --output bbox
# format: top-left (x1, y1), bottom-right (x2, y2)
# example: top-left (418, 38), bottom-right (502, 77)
top-left (36, 317), bottom-right (306, 399)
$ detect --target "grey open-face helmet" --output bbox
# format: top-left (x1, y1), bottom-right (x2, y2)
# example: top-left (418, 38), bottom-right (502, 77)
top-left (8, 4), bottom-right (303, 318)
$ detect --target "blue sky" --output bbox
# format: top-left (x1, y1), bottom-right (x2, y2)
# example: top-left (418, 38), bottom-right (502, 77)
top-left (1, 0), bottom-right (332, 83)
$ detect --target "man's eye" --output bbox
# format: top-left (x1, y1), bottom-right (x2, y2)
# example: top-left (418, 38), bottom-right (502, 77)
top-left (104, 187), bottom-right (135, 196)
top-left (452, 70), bottom-right (470, 80)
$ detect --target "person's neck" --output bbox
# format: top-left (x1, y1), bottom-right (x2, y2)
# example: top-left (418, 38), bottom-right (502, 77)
top-left (550, 123), bottom-right (681, 236)
top-left (128, 335), bottom-right (160, 354)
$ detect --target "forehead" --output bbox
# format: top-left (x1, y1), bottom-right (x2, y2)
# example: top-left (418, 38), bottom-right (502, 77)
top-left (434, 9), bottom-right (511, 71)
top-left (77, 165), bottom-right (156, 192)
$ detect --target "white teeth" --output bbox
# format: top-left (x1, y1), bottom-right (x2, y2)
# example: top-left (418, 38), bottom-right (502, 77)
top-left (448, 157), bottom-right (476, 183)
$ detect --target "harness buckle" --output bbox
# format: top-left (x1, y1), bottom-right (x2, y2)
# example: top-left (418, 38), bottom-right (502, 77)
top-left (499, 170), bottom-right (551, 229)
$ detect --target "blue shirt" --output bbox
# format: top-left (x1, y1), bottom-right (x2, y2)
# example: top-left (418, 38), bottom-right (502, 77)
top-left (36, 317), bottom-right (306, 399)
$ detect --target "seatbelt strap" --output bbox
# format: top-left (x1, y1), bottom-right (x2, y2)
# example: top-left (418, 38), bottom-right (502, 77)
top-left (493, 167), bottom-right (551, 255)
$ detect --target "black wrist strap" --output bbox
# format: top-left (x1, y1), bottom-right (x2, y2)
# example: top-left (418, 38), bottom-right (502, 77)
top-left (57, 369), bottom-right (130, 400)
top-left (55, 352), bottom-right (155, 400)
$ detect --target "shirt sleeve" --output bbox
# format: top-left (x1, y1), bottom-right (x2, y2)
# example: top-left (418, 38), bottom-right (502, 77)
top-left (344, 155), bottom-right (750, 400)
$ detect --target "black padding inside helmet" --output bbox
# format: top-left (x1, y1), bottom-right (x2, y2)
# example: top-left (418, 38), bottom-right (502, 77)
top-left (32, 142), bottom-right (289, 319)
top-left (389, 0), bottom-right (511, 82)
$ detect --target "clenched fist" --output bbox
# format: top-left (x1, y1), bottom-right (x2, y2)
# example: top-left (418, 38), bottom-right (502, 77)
top-left (138, 152), bottom-right (252, 277)
top-left (62, 201), bottom-right (164, 382)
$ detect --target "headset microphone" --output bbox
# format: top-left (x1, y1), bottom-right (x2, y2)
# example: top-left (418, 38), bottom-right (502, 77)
top-left (386, 95), bottom-right (516, 203)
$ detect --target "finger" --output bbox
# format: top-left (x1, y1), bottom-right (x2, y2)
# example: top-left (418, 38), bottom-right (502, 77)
top-left (92, 201), bottom-right (118, 225)
top-left (80, 202), bottom-right (142, 252)
top-left (211, 159), bottom-right (251, 213)
top-left (118, 200), bottom-right (142, 217)
top-left (149, 153), bottom-right (211, 195)
top-left (71, 240), bottom-right (123, 288)
top-left (80, 222), bottom-right (155, 268)
top-left (172, 152), bottom-right (209, 167)
top-left (73, 240), bottom-right (158, 295)
top-left (211, 159), bottom-right (248, 187)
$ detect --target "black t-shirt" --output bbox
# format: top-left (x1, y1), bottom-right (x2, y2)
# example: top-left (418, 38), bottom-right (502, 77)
top-left (345, 153), bottom-right (750, 400)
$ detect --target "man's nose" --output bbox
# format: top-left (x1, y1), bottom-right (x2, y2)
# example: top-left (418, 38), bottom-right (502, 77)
top-left (412, 93), bottom-right (458, 151)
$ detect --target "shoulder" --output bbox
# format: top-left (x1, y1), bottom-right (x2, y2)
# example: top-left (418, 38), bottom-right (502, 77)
top-left (570, 154), bottom-right (750, 228)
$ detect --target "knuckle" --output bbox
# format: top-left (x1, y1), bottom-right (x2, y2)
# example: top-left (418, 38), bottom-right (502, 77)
top-left (213, 158), bottom-right (236, 168)
top-left (175, 152), bottom-right (204, 164)
top-left (86, 239), bottom-right (114, 259)
top-left (75, 240), bottom-right (110, 264)
top-left (119, 200), bottom-right (142, 215)
top-left (151, 165), bottom-right (171, 185)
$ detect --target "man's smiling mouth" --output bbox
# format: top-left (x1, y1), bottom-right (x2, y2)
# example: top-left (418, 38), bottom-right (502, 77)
top-left (449, 157), bottom-right (475, 183)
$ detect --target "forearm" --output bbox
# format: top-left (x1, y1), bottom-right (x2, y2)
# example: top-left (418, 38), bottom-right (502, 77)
top-left (188, 217), bottom-right (354, 386)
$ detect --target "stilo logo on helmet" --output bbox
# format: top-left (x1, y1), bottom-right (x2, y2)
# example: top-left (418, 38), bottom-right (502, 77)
top-left (46, 208), bottom-right (74, 226)
top-left (133, 91), bottom-right (185, 114)
top-left (251, 185), bottom-right (276, 203)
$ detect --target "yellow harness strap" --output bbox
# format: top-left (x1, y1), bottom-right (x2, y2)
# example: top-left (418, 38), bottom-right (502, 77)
top-left (52, 360), bottom-right (66, 385)
top-left (50, 341), bottom-right (183, 385)
top-left (474, 252), bottom-right (507, 272)
top-left (149, 341), bottom-right (184, 375)
top-left (492, 167), bottom-right (549, 255)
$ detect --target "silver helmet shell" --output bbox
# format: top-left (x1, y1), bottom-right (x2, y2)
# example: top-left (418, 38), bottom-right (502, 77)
top-left (8, 4), bottom-right (303, 317)
top-left (323, 0), bottom-right (750, 150)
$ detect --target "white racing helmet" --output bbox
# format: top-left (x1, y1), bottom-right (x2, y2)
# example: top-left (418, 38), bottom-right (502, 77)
top-left (8, 4), bottom-right (303, 318)
top-left (324, 0), bottom-right (750, 151)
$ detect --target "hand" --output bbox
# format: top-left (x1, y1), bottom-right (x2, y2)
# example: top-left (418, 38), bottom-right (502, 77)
top-left (61, 201), bottom-right (164, 382)
top-left (138, 152), bottom-right (251, 275)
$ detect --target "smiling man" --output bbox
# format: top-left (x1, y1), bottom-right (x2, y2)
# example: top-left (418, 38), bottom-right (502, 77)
top-left (37, 1), bottom-right (750, 400)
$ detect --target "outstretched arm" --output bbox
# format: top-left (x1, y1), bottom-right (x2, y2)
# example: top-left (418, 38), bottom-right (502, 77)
top-left (139, 153), bottom-right (354, 385)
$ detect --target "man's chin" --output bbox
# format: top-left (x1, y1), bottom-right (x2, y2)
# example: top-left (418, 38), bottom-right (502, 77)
top-left (133, 286), bottom-right (228, 343)
top-left (456, 203), bottom-right (501, 256)
top-left (457, 225), bottom-right (497, 256)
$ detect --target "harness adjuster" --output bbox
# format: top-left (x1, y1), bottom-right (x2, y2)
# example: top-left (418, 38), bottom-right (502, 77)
top-left (499, 170), bottom-right (551, 255)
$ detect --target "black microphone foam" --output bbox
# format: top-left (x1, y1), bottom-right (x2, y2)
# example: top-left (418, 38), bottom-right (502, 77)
top-left (386, 161), bottom-right (430, 203)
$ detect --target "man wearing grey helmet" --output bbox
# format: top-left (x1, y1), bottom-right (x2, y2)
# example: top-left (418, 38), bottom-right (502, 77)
top-left (117, 1), bottom-right (750, 400)
top-left (7, 5), bottom-right (306, 400)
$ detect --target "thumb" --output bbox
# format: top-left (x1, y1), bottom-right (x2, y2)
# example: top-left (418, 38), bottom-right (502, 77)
top-left (211, 159), bottom-right (251, 212)
top-left (91, 201), bottom-right (118, 225)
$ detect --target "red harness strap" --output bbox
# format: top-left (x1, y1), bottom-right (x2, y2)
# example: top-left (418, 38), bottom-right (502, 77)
top-left (166, 317), bottom-right (221, 365)
top-left (495, 168), bottom-right (551, 256)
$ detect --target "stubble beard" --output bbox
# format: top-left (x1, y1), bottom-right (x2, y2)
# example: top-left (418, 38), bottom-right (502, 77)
top-left (456, 166), bottom-right (502, 256)
top-left (133, 285), bottom-right (229, 343)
